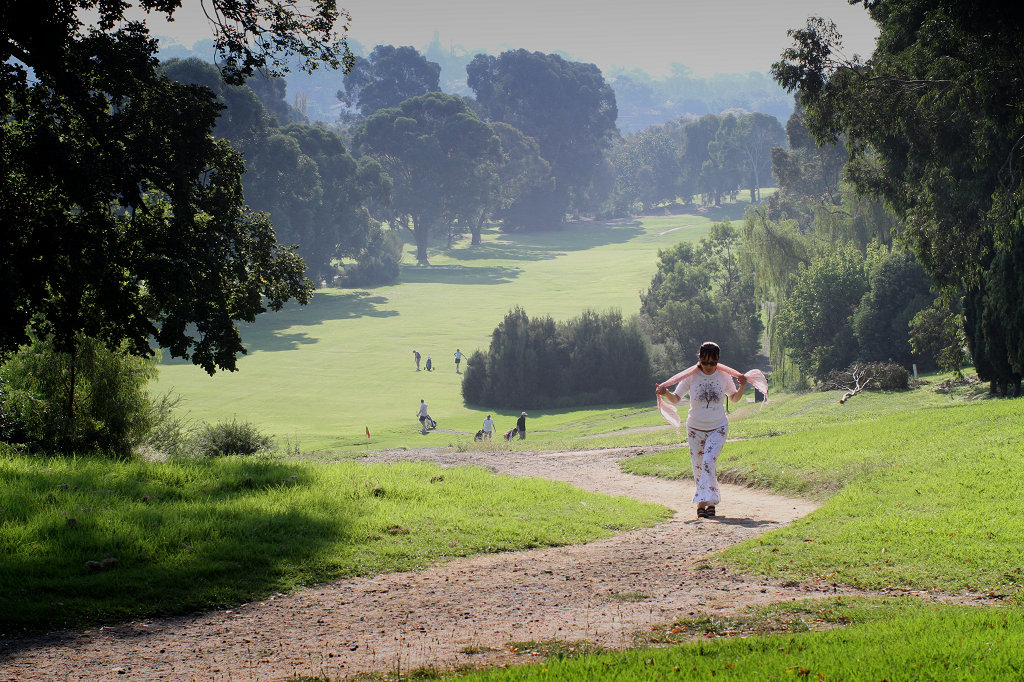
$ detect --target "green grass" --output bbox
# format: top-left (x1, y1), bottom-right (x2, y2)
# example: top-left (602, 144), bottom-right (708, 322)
top-left (450, 597), bottom-right (1024, 680)
top-left (0, 446), bottom-right (669, 633)
top-left (622, 382), bottom-right (1024, 597)
top-left (438, 382), bottom-right (1024, 682)
top-left (152, 212), bottom-right (731, 451)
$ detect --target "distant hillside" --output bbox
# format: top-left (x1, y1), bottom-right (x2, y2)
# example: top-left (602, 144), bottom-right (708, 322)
top-left (155, 37), bottom-right (792, 132)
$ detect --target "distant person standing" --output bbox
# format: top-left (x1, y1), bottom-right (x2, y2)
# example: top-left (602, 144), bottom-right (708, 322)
top-left (413, 349), bottom-right (421, 371)
top-left (516, 411), bottom-right (527, 440)
top-left (425, 356), bottom-right (433, 371)
top-left (482, 414), bottom-right (495, 439)
top-left (454, 348), bottom-right (464, 373)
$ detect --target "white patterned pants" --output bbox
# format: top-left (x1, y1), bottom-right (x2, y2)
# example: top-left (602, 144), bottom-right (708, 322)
top-left (687, 421), bottom-right (728, 505)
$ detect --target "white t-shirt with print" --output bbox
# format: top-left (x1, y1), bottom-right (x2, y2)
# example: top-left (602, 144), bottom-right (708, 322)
top-left (673, 369), bottom-right (738, 430)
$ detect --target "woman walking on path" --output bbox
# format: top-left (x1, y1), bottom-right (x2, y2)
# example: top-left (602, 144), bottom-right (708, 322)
top-left (655, 342), bottom-right (766, 519)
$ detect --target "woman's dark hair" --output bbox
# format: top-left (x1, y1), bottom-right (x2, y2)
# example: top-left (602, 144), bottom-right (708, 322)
top-left (698, 341), bottom-right (720, 361)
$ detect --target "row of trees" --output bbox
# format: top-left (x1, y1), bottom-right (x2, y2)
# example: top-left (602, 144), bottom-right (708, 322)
top-left (160, 58), bottom-right (397, 285)
top-left (772, 0), bottom-right (1022, 394)
top-left (607, 111), bottom-right (786, 216)
top-left (462, 308), bottom-right (652, 409)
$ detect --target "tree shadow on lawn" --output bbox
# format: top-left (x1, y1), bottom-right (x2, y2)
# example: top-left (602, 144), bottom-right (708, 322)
top-left (442, 221), bottom-right (646, 263)
top-left (399, 264), bottom-right (521, 285)
top-left (0, 458), bottom-right (352, 640)
top-left (246, 290), bottom-right (398, 354)
top-left (158, 290), bottom-right (399, 361)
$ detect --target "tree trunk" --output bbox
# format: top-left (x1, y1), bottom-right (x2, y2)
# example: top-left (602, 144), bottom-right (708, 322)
top-left (471, 211), bottom-right (485, 245)
top-left (412, 214), bottom-right (430, 263)
top-left (64, 340), bottom-right (78, 450)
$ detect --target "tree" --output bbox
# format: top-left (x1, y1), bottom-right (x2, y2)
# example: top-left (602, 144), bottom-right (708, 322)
top-left (852, 248), bottom-right (935, 367)
top-left (354, 93), bottom-right (500, 262)
top-left (775, 245), bottom-right (868, 381)
top-left (608, 126), bottom-right (683, 215)
top-left (1, 335), bottom-right (156, 456)
top-left (772, 3), bottom-right (1024, 388)
top-left (641, 222), bottom-right (763, 371)
top-left (338, 45), bottom-right (441, 117)
top-left (467, 50), bottom-right (618, 222)
top-left (462, 308), bottom-right (652, 409)
top-left (1, 0), bottom-right (349, 372)
top-left (489, 123), bottom-right (559, 232)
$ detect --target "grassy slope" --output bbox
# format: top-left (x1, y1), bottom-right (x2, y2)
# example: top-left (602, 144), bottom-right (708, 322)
top-left (0, 448), bottom-right (668, 633)
top-left (449, 384), bottom-right (1024, 681)
top-left (624, 382), bottom-right (1024, 597)
top-left (153, 213), bottom-right (723, 450)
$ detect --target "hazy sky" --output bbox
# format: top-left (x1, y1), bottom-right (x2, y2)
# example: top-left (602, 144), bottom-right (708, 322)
top-left (139, 0), bottom-right (878, 77)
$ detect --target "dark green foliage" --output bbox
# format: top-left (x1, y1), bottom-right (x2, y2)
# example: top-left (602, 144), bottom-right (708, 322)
top-left (775, 245), bottom-right (868, 381)
top-left (1, 4), bottom-right (339, 372)
top-left (608, 127), bottom-right (683, 215)
top-left (337, 226), bottom-right (403, 287)
top-left (0, 376), bottom-right (28, 445)
top-left (162, 59), bottom-right (393, 285)
top-left (354, 93), bottom-right (500, 262)
top-left (338, 45), bottom-right (442, 117)
top-left (0, 336), bottom-right (155, 457)
top-left (772, 1), bottom-right (1024, 391)
top-left (467, 50), bottom-right (618, 221)
top-left (489, 122), bottom-right (560, 232)
top-left (641, 222), bottom-right (763, 375)
top-left (462, 308), bottom-right (653, 410)
top-left (193, 419), bottom-right (274, 458)
top-left (909, 297), bottom-right (968, 376)
top-left (852, 249), bottom-right (935, 368)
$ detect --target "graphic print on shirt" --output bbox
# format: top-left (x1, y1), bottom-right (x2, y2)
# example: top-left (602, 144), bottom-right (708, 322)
top-left (695, 377), bottom-right (723, 408)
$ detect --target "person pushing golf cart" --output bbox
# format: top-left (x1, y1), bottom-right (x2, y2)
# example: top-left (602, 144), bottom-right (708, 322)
top-left (417, 399), bottom-right (437, 433)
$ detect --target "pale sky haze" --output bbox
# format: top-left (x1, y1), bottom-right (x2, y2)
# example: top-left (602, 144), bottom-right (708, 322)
top-left (130, 0), bottom-right (878, 77)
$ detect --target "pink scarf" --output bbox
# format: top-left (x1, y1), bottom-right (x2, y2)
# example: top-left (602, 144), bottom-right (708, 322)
top-left (656, 363), bottom-right (768, 435)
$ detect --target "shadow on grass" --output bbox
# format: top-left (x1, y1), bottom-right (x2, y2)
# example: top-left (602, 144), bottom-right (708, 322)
top-left (158, 289), bottom-right (400, 362)
top-left (0, 457), bottom-right (352, 639)
top-left (438, 221), bottom-right (646, 264)
top-left (400, 264), bottom-right (521, 285)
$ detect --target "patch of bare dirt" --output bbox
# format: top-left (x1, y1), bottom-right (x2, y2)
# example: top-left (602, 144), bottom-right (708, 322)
top-left (0, 446), bottom-right (873, 681)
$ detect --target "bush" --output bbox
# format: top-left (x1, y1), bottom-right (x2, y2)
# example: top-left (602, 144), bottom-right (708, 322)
top-left (142, 392), bottom-right (195, 460)
top-left (463, 307), bottom-right (653, 409)
top-left (0, 335), bottom-right (155, 456)
top-left (337, 226), bottom-right (402, 287)
top-left (192, 418), bottom-right (274, 458)
top-left (820, 361), bottom-right (911, 392)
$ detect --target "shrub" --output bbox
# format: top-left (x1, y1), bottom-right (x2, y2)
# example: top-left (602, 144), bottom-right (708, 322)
top-left (142, 392), bottom-right (195, 460)
top-left (463, 307), bottom-right (653, 409)
top-left (337, 226), bottom-right (402, 286)
top-left (0, 335), bottom-right (155, 456)
top-left (192, 418), bottom-right (274, 458)
top-left (820, 361), bottom-right (911, 392)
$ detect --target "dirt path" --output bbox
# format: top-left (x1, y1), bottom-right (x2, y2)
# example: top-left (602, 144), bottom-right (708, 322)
top-left (1, 445), bottom-right (861, 681)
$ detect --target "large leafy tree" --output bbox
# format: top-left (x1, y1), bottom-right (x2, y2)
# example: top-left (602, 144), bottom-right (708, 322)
top-left (641, 222), bottom-right (763, 373)
top-left (338, 45), bottom-right (441, 117)
top-left (489, 122), bottom-right (558, 232)
top-left (467, 49), bottom-right (618, 223)
top-left (354, 93), bottom-right (500, 262)
top-left (1, 0), bottom-right (350, 372)
top-left (772, 1), bottom-right (1024, 392)
top-left (775, 244), bottom-right (868, 381)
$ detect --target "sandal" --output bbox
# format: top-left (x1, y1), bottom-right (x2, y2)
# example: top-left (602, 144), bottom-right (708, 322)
top-left (705, 505), bottom-right (716, 517)
top-left (696, 507), bottom-right (707, 518)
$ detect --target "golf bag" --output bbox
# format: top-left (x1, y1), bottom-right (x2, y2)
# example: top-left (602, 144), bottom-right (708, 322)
top-left (503, 427), bottom-right (518, 441)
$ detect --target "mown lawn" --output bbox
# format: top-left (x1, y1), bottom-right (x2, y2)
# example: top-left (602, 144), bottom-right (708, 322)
top-left (451, 384), bottom-right (1024, 681)
top-left (0, 446), bottom-right (669, 633)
